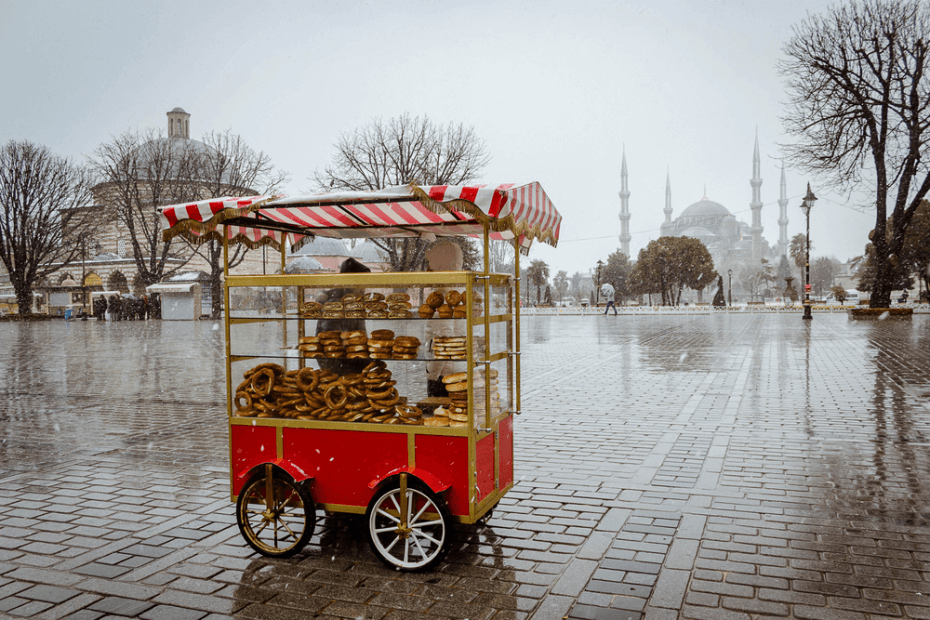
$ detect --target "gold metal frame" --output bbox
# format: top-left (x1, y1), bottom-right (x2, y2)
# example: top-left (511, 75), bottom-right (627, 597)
top-left (223, 228), bottom-right (522, 524)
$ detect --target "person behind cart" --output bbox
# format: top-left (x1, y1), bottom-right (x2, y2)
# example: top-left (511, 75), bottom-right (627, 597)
top-left (424, 241), bottom-right (466, 397)
top-left (315, 257), bottom-right (371, 375)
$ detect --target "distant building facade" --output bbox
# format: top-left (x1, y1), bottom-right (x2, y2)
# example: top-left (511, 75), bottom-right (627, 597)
top-left (37, 108), bottom-right (279, 304)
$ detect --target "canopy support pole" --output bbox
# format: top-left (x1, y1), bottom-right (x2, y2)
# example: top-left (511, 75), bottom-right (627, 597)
top-left (513, 238), bottom-right (521, 416)
top-left (483, 228), bottom-right (492, 431)
top-left (280, 238), bottom-right (288, 358)
top-left (223, 225), bottom-right (232, 419)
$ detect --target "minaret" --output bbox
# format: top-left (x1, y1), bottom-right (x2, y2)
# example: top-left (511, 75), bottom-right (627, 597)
top-left (664, 171), bottom-right (673, 223)
top-left (777, 163), bottom-right (789, 257)
top-left (750, 131), bottom-right (764, 263)
top-left (618, 148), bottom-right (631, 257)
top-left (167, 107), bottom-right (191, 139)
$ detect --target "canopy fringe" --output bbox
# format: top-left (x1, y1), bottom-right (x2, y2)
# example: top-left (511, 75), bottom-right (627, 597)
top-left (407, 184), bottom-right (558, 249)
top-left (161, 196), bottom-right (276, 242)
top-left (162, 188), bottom-right (558, 251)
top-left (172, 228), bottom-right (288, 251)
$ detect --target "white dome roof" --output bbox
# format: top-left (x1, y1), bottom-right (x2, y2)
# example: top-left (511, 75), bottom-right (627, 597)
top-left (681, 227), bottom-right (716, 238)
top-left (349, 239), bottom-right (387, 263)
top-left (286, 256), bottom-right (323, 273)
top-left (680, 200), bottom-right (730, 219)
top-left (293, 236), bottom-right (350, 257)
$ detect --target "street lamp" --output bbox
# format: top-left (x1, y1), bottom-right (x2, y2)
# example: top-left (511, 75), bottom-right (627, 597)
top-left (800, 183), bottom-right (817, 321)
top-left (727, 269), bottom-right (732, 307)
top-left (596, 260), bottom-right (604, 306)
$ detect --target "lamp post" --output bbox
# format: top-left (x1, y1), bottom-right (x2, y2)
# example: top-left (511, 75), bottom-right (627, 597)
top-left (800, 183), bottom-right (817, 321)
top-left (596, 260), bottom-right (603, 307)
top-left (727, 269), bottom-right (732, 307)
top-left (80, 236), bottom-right (87, 313)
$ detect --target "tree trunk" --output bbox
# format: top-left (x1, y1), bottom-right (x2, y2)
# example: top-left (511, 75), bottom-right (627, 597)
top-left (211, 268), bottom-right (223, 319)
top-left (15, 287), bottom-right (33, 315)
top-left (870, 256), bottom-right (894, 307)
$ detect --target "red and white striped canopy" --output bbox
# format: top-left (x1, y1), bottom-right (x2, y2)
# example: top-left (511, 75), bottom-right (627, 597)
top-left (159, 183), bottom-right (560, 253)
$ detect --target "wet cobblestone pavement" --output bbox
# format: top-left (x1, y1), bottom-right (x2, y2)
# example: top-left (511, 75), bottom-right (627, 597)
top-left (1, 313), bottom-right (929, 619)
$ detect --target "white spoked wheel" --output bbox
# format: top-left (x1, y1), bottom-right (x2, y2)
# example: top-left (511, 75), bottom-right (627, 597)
top-left (365, 474), bottom-right (452, 571)
top-left (236, 465), bottom-right (315, 559)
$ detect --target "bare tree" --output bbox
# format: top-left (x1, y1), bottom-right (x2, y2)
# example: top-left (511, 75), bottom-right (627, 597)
top-left (0, 141), bottom-right (93, 313)
top-left (90, 129), bottom-right (204, 287)
top-left (780, 0), bottom-right (930, 307)
top-left (488, 239), bottom-right (515, 275)
top-left (189, 130), bottom-right (289, 318)
top-left (569, 271), bottom-right (587, 300)
top-left (810, 256), bottom-right (841, 295)
top-left (312, 113), bottom-right (491, 272)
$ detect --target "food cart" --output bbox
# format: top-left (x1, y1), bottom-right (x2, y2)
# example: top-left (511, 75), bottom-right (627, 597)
top-left (159, 183), bottom-right (561, 571)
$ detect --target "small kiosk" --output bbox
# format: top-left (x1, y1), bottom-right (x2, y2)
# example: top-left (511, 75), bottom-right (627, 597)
top-left (146, 281), bottom-right (202, 320)
top-left (159, 183), bottom-right (561, 571)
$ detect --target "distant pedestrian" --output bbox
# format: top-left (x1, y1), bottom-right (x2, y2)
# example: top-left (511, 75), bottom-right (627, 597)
top-left (109, 295), bottom-right (121, 321)
top-left (601, 282), bottom-right (617, 315)
top-left (93, 296), bottom-right (105, 320)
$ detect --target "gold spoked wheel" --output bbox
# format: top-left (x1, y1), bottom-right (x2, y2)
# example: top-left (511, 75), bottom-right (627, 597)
top-left (365, 473), bottom-right (452, 571)
top-left (236, 465), bottom-right (315, 558)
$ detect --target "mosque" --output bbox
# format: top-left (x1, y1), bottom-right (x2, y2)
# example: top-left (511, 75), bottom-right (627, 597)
top-left (617, 135), bottom-right (791, 274)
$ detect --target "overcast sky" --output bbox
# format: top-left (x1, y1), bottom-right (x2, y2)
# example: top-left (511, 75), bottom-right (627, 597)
top-left (1, 0), bottom-right (876, 276)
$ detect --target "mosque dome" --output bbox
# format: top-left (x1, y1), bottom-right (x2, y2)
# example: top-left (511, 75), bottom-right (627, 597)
top-left (680, 200), bottom-right (731, 219)
top-left (286, 256), bottom-right (323, 274)
top-left (681, 227), bottom-right (716, 239)
top-left (349, 239), bottom-right (388, 264)
top-left (733, 239), bottom-right (753, 251)
top-left (722, 215), bottom-right (739, 238)
top-left (131, 109), bottom-right (247, 188)
top-left (293, 236), bottom-right (350, 257)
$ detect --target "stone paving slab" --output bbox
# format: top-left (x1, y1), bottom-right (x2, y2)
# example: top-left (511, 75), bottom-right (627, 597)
top-left (0, 314), bottom-right (929, 619)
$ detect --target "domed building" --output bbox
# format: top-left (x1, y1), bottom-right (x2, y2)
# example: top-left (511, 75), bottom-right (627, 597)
top-left (659, 191), bottom-right (775, 273)
top-left (649, 134), bottom-right (786, 273)
top-left (291, 236), bottom-right (350, 272)
top-left (348, 239), bottom-right (389, 272)
top-left (38, 108), bottom-right (273, 314)
top-left (619, 134), bottom-right (793, 273)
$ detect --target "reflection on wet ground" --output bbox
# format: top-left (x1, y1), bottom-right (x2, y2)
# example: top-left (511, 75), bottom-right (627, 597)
top-left (0, 314), bottom-right (928, 619)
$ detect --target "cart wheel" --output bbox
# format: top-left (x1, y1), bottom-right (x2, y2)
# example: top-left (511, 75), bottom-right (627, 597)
top-left (365, 474), bottom-right (452, 571)
top-left (236, 465), bottom-right (315, 558)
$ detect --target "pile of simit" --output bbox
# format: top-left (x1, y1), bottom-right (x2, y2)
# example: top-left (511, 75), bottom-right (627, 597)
top-left (234, 361), bottom-right (425, 424)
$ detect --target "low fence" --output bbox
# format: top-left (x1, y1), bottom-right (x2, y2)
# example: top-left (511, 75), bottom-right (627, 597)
top-left (521, 304), bottom-right (930, 316)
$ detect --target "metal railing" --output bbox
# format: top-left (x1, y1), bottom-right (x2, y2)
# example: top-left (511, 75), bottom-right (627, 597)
top-left (521, 303), bottom-right (930, 316)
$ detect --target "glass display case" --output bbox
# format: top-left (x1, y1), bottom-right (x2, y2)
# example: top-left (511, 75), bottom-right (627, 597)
top-left (225, 271), bottom-right (515, 433)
